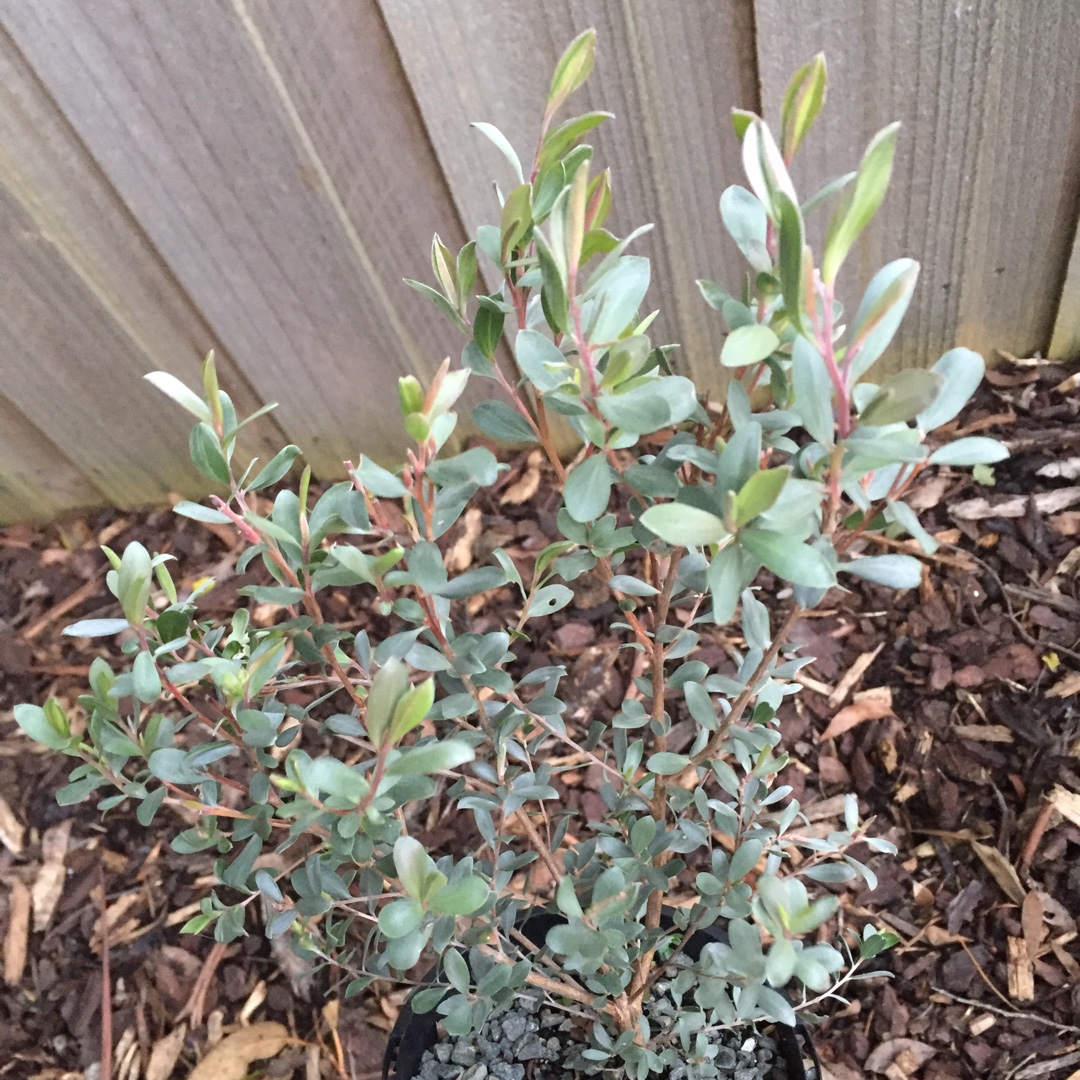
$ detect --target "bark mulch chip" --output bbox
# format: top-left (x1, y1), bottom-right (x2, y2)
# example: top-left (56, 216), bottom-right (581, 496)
top-left (2, 360), bottom-right (1079, 1079)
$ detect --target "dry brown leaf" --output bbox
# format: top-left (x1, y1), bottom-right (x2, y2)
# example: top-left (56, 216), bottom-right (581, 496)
top-left (97, 516), bottom-right (131, 546)
top-left (374, 987), bottom-right (409, 1032)
top-left (828, 644), bottom-right (884, 707)
top-left (919, 825), bottom-right (990, 843)
top-left (500, 450), bottom-right (543, 505)
top-left (821, 1064), bottom-right (864, 1080)
top-left (0, 794), bottom-right (25, 856)
top-left (907, 474), bottom-right (950, 511)
top-left (446, 507), bottom-right (483, 572)
top-left (1054, 370), bottom-right (1080, 393)
top-left (252, 602), bottom-right (284, 626)
top-left (101, 848), bottom-right (129, 874)
top-left (802, 794), bottom-right (851, 823)
top-left (880, 738), bottom-right (898, 774)
top-left (858, 685), bottom-right (893, 709)
top-left (91, 891), bottom-right (144, 953)
top-left (1036, 892), bottom-right (1074, 931)
top-left (985, 365), bottom-right (1040, 387)
top-left (864, 1037), bottom-right (936, 1075)
top-left (970, 840), bottom-right (1026, 905)
top-left (206, 1009), bottom-right (225, 1047)
top-left (165, 901), bottom-right (204, 928)
top-left (1022, 890), bottom-right (1046, 961)
top-left (794, 671), bottom-right (834, 697)
top-left (922, 923), bottom-right (965, 947)
top-left (306, 1042), bottom-right (322, 1080)
top-left (1047, 672), bottom-right (1080, 699)
top-left (1051, 937), bottom-right (1080, 980)
top-left (187, 1022), bottom-right (290, 1080)
top-left (1048, 785), bottom-right (1080, 827)
top-left (146, 1024), bottom-right (188, 1080)
top-left (1049, 512), bottom-right (1080, 537)
top-left (1058, 545), bottom-right (1080, 578)
top-left (323, 997), bottom-right (340, 1033)
top-left (32, 819), bottom-right (73, 932)
top-left (115, 1027), bottom-right (139, 1080)
top-left (820, 686), bottom-right (894, 741)
top-left (4, 878), bottom-right (31, 986)
top-left (238, 979), bottom-right (267, 1023)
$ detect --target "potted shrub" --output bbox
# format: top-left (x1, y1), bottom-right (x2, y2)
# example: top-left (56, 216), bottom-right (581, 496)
top-left (15, 32), bottom-right (1005, 1080)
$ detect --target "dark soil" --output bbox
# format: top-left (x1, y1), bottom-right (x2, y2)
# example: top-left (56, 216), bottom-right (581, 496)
top-left (2, 358), bottom-right (1079, 1080)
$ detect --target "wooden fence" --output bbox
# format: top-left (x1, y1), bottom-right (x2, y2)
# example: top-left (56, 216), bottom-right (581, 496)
top-left (0, 0), bottom-right (1077, 523)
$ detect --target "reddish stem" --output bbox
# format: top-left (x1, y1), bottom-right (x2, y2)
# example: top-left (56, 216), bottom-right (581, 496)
top-left (812, 275), bottom-right (851, 439)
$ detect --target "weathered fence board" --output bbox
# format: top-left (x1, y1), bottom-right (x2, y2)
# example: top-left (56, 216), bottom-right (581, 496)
top-left (229, 0), bottom-right (485, 412)
top-left (0, 177), bottom-right (215, 507)
top-left (0, 2), bottom-right (1076, 525)
top-left (379, 0), bottom-right (759, 397)
top-left (1, 0), bottom-right (466, 486)
top-left (755, 0), bottom-right (1080, 370)
top-left (0, 19), bottom-right (286, 514)
top-left (1051, 232), bottom-right (1080, 360)
top-left (0, 394), bottom-right (103, 523)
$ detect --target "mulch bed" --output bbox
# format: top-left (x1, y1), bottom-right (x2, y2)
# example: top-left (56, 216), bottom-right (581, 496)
top-left (1, 357), bottom-right (1079, 1080)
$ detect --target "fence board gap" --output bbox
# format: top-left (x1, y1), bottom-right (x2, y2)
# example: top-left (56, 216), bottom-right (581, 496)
top-left (754, 0), bottom-right (1080, 373)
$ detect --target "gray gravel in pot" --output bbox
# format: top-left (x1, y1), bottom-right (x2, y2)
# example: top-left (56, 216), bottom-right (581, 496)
top-left (413, 984), bottom-right (809, 1080)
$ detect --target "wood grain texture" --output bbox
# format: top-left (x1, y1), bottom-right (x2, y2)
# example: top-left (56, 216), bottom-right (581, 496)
top-left (755, 0), bottom-right (1080, 372)
top-left (0, 177), bottom-right (217, 508)
top-left (0, 394), bottom-right (103, 524)
top-left (1, 0), bottom-right (1077, 524)
top-left (0, 21), bottom-right (286, 520)
top-left (0, 0), bottom-right (467, 479)
top-left (379, 0), bottom-right (759, 399)
top-left (227, 0), bottom-right (486, 416)
top-left (1050, 227), bottom-right (1080, 359)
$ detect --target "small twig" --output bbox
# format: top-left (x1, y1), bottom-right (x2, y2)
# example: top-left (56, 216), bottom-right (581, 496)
top-left (507, 926), bottom-right (587, 1014)
top-left (631, 911), bottom-right (709, 1004)
top-left (477, 944), bottom-right (594, 1009)
top-left (95, 872), bottom-right (113, 1080)
top-left (177, 940), bottom-right (231, 1026)
top-left (522, 706), bottom-right (649, 805)
top-left (627, 554), bottom-right (684, 1007)
top-left (957, 939), bottom-right (1020, 1011)
top-left (1019, 798), bottom-right (1056, 874)
top-left (957, 545), bottom-right (1080, 665)
top-left (1003, 583), bottom-right (1080, 618)
top-left (688, 604), bottom-right (803, 769)
top-left (513, 807), bottom-right (563, 887)
top-left (327, 1007), bottom-right (347, 1080)
top-left (929, 988), bottom-right (1080, 1035)
top-left (22, 577), bottom-right (102, 640)
top-left (672, 955), bottom-right (887, 1044)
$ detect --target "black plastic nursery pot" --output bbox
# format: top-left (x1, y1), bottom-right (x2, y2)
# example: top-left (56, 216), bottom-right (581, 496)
top-left (384, 908), bottom-right (821, 1080)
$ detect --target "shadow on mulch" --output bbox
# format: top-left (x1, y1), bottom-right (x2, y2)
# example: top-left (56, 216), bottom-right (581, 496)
top-left (1, 358), bottom-right (1079, 1079)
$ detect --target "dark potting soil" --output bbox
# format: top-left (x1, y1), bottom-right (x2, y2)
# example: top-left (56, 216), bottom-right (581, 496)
top-left (412, 981), bottom-right (804, 1080)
